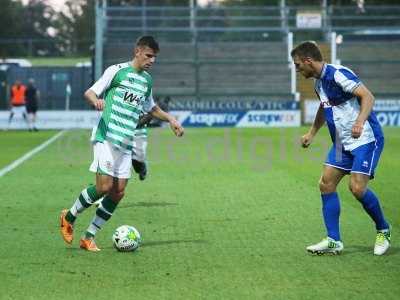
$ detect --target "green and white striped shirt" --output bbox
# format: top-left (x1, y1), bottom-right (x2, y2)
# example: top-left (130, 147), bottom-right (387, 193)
top-left (134, 128), bottom-right (148, 138)
top-left (90, 62), bottom-right (155, 153)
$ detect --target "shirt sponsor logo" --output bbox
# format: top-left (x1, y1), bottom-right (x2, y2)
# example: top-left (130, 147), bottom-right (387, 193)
top-left (320, 100), bottom-right (332, 108)
top-left (123, 91), bottom-right (142, 105)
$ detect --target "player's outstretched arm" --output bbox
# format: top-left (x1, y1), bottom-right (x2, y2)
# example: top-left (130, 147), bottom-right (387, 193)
top-left (150, 105), bottom-right (184, 137)
top-left (84, 89), bottom-right (105, 111)
top-left (301, 104), bottom-right (325, 148)
top-left (351, 85), bottom-right (374, 139)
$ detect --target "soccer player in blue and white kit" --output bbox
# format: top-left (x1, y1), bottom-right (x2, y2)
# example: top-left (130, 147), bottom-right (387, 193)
top-left (291, 41), bottom-right (391, 255)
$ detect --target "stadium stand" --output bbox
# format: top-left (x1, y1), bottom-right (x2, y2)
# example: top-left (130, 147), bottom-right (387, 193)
top-left (338, 39), bottom-right (400, 96)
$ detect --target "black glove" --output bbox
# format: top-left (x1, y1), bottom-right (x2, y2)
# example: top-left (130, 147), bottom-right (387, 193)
top-left (132, 159), bottom-right (147, 181)
top-left (136, 113), bottom-right (153, 129)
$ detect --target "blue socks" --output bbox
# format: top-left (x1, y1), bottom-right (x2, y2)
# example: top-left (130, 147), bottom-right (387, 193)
top-left (321, 192), bottom-right (341, 241)
top-left (359, 189), bottom-right (389, 231)
top-left (320, 189), bottom-right (388, 241)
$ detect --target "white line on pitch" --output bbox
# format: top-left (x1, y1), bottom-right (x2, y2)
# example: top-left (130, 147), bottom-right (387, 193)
top-left (0, 130), bottom-right (67, 178)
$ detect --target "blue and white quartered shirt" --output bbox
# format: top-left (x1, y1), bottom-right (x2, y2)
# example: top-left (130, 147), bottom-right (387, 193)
top-left (315, 63), bottom-right (383, 151)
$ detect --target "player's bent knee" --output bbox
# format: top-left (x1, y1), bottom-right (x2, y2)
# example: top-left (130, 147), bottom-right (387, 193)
top-left (97, 182), bottom-right (113, 195)
top-left (117, 191), bottom-right (125, 200)
top-left (319, 179), bottom-right (336, 194)
top-left (349, 183), bottom-right (366, 200)
top-left (110, 191), bottom-right (124, 202)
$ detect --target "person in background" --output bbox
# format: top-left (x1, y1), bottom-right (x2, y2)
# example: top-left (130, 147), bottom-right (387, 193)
top-left (354, 0), bottom-right (366, 14)
top-left (8, 80), bottom-right (29, 130)
top-left (25, 78), bottom-right (40, 131)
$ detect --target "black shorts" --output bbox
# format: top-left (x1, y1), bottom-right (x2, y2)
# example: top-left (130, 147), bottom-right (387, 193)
top-left (26, 105), bottom-right (37, 113)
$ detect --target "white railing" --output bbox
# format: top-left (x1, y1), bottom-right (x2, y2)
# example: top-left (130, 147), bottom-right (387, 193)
top-left (287, 32), bottom-right (300, 101)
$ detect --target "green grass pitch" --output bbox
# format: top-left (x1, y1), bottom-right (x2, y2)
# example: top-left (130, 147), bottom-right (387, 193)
top-left (0, 127), bottom-right (399, 299)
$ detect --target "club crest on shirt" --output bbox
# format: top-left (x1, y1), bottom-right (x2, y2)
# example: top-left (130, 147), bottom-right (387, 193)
top-left (106, 160), bottom-right (113, 171)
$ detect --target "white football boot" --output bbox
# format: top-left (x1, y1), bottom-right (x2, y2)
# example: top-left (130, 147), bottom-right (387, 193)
top-left (306, 237), bottom-right (343, 255)
top-left (374, 228), bottom-right (391, 256)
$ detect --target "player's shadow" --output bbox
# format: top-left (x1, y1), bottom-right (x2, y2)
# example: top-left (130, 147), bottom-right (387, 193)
top-left (97, 239), bottom-right (208, 250)
top-left (119, 201), bottom-right (178, 208)
top-left (344, 245), bottom-right (400, 256)
top-left (142, 239), bottom-right (208, 248)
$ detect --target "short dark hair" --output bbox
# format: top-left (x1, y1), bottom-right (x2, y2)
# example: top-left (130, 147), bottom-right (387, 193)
top-left (136, 36), bottom-right (159, 53)
top-left (291, 41), bottom-right (323, 61)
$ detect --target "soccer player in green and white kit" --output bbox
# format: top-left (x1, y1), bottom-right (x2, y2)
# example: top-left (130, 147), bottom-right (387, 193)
top-left (60, 36), bottom-right (184, 252)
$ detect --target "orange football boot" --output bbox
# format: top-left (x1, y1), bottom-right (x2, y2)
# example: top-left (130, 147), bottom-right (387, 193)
top-left (79, 237), bottom-right (101, 252)
top-left (60, 209), bottom-right (73, 244)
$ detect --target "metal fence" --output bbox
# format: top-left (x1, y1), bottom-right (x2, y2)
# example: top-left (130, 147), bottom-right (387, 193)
top-left (98, 5), bottom-right (298, 101)
top-left (2, 3), bottom-right (400, 111)
top-left (335, 33), bottom-right (400, 97)
top-left (96, 4), bottom-right (400, 101)
top-left (0, 66), bottom-right (92, 110)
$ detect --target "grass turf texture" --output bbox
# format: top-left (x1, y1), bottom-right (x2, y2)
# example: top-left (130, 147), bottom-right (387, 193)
top-left (0, 127), bottom-right (399, 299)
top-left (0, 130), bottom-right (59, 168)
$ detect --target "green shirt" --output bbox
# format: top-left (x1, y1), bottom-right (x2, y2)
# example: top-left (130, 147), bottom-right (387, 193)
top-left (90, 62), bottom-right (155, 153)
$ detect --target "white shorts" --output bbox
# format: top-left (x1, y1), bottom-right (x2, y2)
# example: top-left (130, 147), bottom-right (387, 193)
top-left (89, 141), bottom-right (132, 179)
top-left (132, 136), bottom-right (148, 162)
top-left (11, 105), bottom-right (27, 115)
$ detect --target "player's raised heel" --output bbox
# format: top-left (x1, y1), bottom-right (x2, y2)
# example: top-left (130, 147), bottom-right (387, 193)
top-left (80, 237), bottom-right (101, 252)
top-left (374, 227), bottom-right (391, 256)
top-left (306, 237), bottom-right (343, 255)
top-left (60, 209), bottom-right (73, 244)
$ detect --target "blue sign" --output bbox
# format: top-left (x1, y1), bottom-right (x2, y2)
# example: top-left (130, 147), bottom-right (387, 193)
top-left (172, 110), bottom-right (301, 127)
top-left (375, 111), bottom-right (400, 126)
top-left (182, 111), bottom-right (246, 127)
top-left (239, 111), bottom-right (300, 127)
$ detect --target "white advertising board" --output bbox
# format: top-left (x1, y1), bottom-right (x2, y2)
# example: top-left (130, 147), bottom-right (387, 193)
top-left (0, 110), bottom-right (100, 130)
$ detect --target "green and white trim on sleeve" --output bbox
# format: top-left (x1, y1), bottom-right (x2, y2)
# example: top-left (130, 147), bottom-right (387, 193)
top-left (89, 62), bottom-right (155, 153)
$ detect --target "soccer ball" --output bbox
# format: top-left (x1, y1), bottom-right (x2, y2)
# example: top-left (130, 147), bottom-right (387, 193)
top-left (112, 225), bottom-right (141, 252)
